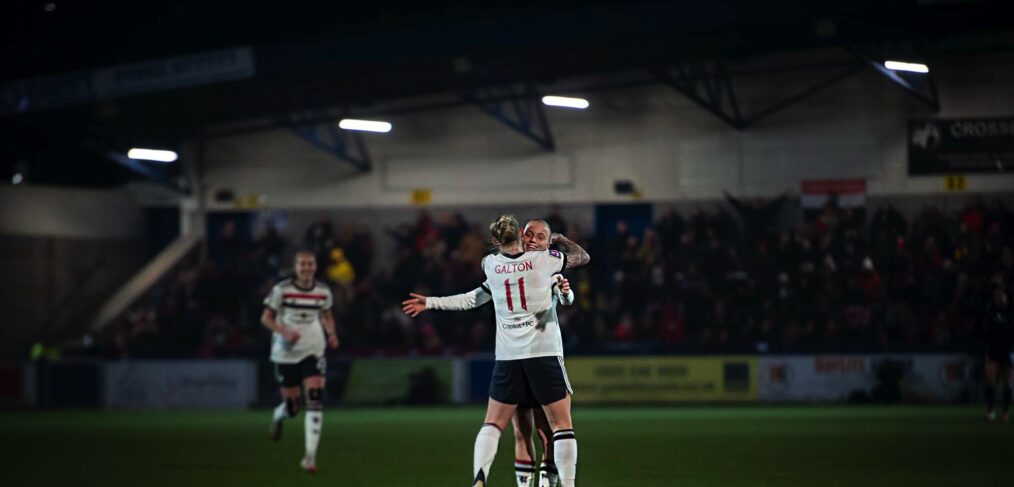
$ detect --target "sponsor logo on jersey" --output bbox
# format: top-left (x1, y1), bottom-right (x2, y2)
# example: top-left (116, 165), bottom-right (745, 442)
top-left (548, 249), bottom-right (561, 258)
top-left (501, 319), bottom-right (537, 330)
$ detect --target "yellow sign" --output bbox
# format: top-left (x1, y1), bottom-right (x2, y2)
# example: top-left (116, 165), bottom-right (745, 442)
top-left (565, 356), bottom-right (757, 403)
top-left (410, 188), bottom-right (432, 205)
top-left (943, 175), bottom-right (966, 192)
top-left (233, 193), bottom-right (267, 209)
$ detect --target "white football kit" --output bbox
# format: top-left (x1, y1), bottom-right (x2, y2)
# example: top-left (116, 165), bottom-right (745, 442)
top-left (425, 261), bottom-right (575, 361)
top-left (263, 279), bottom-right (333, 363)
top-left (482, 249), bottom-right (568, 360)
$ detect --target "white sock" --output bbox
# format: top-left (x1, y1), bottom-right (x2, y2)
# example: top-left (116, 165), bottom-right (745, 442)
top-left (304, 411), bottom-right (322, 460)
top-left (473, 424), bottom-right (502, 483)
top-left (273, 402), bottom-right (288, 422)
top-left (515, 460), bottom-right (535, 487)
top-left (553, 430), bottom-right (577, 487)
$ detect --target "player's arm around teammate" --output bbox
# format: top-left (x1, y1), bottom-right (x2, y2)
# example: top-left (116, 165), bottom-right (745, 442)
top-left (549, 233), bottom-right (590, 269)
top-left (401, 286), bottom-right (492, 316)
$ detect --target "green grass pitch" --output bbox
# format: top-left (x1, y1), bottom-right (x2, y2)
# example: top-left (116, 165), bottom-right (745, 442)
top-left (0, 406), bottom-right (1011, 486)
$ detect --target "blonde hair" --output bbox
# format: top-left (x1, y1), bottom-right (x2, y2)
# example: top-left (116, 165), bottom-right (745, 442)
top-left (489, 214), bottom-right (520, 247)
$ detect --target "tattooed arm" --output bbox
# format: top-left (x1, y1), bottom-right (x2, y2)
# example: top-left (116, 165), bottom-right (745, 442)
top-left (551, 233), bottom-right (590, 269)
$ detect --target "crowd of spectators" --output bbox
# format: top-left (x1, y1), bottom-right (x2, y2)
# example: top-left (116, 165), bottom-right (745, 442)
top-left (590, 194), bottom-right (1013, 354)
top-left (110, 194), bottom-right (1014, 358)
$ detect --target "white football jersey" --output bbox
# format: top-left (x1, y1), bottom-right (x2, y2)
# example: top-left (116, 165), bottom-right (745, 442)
top-left (263, 279), bottom-right (333, 363)
top-left (482, 249), bottom-right (567, 360)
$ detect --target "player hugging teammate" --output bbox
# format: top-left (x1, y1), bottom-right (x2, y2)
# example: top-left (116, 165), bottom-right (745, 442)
top-left (261, 250), bottom-right (340, 472)
top-left (403, 215), bottom-right (589, 487)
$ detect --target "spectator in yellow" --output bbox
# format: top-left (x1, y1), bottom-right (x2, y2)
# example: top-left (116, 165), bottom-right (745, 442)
top-left (326, 247), bottom-right (356, 287)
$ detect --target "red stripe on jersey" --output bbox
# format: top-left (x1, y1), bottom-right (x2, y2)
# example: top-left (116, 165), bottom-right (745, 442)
top-left (503, 278), bottom-right (513, 311)
top-left (282, 293), bottom-right (327, 300)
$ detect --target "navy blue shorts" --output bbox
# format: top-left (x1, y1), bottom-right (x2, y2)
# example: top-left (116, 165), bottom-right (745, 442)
top-left (274, 355), bottom-right (326, 388)
top-left (489, 356), bottom-right (573, 407)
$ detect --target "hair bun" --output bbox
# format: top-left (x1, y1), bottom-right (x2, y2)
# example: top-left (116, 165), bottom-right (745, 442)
top-left (489, 214), bottom-right (520, 247)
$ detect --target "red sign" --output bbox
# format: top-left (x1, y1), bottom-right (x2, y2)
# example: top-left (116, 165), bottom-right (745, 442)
top-left (801, 179), bottom-right (867, 194)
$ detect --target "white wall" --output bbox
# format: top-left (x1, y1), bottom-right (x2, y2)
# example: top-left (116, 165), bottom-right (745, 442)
top-left (199, 51), bottom-right (1014, 210)
top-left (0, 185), bottom-right (144, 239)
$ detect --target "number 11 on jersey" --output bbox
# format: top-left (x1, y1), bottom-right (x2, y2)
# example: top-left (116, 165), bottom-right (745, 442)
top-left (503, 278), bottom-right (527, 311)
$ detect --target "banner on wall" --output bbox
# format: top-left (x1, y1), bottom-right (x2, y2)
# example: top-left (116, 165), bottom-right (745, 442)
top-left (909, 117), bottom-right (1014, 174)
top-left (801, 179), bottom-right (867, 211)
top-left (342, 359), bottom-right (453, 405)
top-left (104, 360), bottom-right (257, 409)
top-left (564, 356), bottom-right (757, 403)
top-left (758, 354), bottom-right (969, 402)
top-left (1, 48), bottom-right (255, 115)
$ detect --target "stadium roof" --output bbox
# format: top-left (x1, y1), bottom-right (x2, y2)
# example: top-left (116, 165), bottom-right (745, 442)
top-left (2, 0), bottom-right (1013, 187)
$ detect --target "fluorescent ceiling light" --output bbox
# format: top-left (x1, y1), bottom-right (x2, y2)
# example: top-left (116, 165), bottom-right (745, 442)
top-left (884, 61), bottom-right (929, 73)
top-left (542, 96), bottom-right (590, 109)
top-left (338, 119), bottom-right (392, 133)
top-left (127, 148), bottom-right (178, 162)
